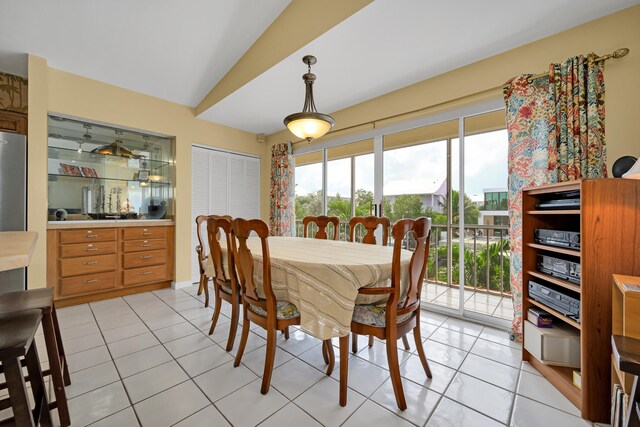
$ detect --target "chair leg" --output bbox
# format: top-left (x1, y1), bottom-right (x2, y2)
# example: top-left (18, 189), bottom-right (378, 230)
top-left (413, 324), bottom-right (432, 378)
top-left (351, 332), bottom-right (358, 354)
top-left (208, 288), bottom-right (222, 335)
top-left (197, 273), bottom-right (204, 295)
top-left (226, 297), bottom-right (240, 352)
top-left (261, 328), bottom-right (277, 394)
top-left (283, 327), bottom-right (290, 340)
top-left (203, 276), bottom-right (210, 307)
top-left (43, 309), bottom-right (70, 426)
top-left (322, 339), bottom-right (330, 364)
top-left (25, 343), bottom-right (52, 427)
top-left (233, 307), bottom-right (251, 367)
top-left (324, 340), bottom-right (335, 376)
top-left (368, 335), bottom-right (374, 347)
top-left (339, 335), bottom-right (349, 407)
top-left (386, 335), bottom-right (407, 410)
top-left (3, 356), bottom-right (34, 426)
top-left (402, 335), bottom-right (411, 351)
top-left (51, 306), bottom-right (71, 386)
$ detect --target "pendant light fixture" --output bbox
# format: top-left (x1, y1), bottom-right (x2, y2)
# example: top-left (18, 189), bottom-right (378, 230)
top-left (284, 55), bottom-right (335, 142)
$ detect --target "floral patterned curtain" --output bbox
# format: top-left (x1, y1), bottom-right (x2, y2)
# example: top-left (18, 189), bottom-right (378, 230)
top-left (269, 143), bottom-right (294, 236)
top-left (504, 76), bottom-right (556, 339)
top-left (504, 54), bottom-right (607, 339)
top-left (548, 53), bottom-right (607, 181)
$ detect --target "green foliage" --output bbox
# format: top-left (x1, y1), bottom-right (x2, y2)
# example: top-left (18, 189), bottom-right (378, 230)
top-left (295, 190), bottom-right (322, 219)
top-left (354, 189), bottom-right (374, 216)
top-left (426, 239), bottom-right (511, 293)
top-left (439, 190), bottom-right (479, 225)
top-left (327, 193), bottom-right (351, 221)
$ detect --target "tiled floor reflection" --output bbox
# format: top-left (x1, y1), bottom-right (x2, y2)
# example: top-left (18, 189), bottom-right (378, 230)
top-left (1, 283), bottom-right (599, 426)
top-left (423, 283), bottom-right (514, 322)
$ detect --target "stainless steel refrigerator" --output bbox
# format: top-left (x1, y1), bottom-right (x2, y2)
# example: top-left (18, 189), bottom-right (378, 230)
top-left (0, 131), bottom-right (27, 292)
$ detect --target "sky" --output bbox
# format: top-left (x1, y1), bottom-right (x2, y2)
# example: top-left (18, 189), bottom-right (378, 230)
top-left (294, 129), bottom-right (508, 201)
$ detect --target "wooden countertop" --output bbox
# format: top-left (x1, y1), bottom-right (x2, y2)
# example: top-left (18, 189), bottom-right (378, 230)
top-left (613, 274), bottom-right (640, 299)
top-left (0, 231), bottom-right (38, 272)
top-left (48, 220), bottom-right (174, 229)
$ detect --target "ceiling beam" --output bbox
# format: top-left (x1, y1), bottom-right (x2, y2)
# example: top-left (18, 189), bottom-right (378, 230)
top-left (194, 0), bottom-right (372, 116)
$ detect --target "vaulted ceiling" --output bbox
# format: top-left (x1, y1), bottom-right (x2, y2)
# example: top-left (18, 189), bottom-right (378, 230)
top-left (1, 0), bottom-right (637, 136)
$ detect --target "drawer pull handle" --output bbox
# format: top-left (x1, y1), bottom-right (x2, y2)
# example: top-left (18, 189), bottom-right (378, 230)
top-left (82, 261), bottom-right (98, 265)
top-left (84, 248), bottom-right (98, 252)
top-left (140, 255), bottom-right (153, 259)
top-left (142, 232), bottom-right (151, 236)
top-left (83, 235), bottom-right (97, 239)
top-left (140, 271), bottom-right (152, 275)
top-left (81, 279), bottom-right (98, 284)
top-left (140, 244), bottom-right (151, 247)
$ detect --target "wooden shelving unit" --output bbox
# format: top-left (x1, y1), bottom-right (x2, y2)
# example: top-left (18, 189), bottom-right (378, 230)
top-left (522, 179), bottom-right (640, 423)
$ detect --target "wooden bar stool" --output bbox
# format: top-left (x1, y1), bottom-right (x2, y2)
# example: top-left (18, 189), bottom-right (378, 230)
top-left (613, 335), bottom-right (640, 427)
top-left (0, 309), bottom-right (52, 427)
top-left (0, 289), bottom-right (70, 426)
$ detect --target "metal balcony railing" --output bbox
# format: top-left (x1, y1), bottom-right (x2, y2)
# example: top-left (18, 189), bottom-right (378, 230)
top-left (294, 219), bottom-right (511, 296)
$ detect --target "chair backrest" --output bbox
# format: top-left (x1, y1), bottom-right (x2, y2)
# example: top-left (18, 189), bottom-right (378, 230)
top-left (195, 215), bottom-right (208, 271)
top-left (390, 217), bottom-right (431, 314)
top-left (302, 215), bottom-right (340, 240)
top-left (231, 218), bottom-right (275, 308)
top-left (348, 216), bottom-right (390, 245)
top-left (206, 215), bottom-right (236, 286)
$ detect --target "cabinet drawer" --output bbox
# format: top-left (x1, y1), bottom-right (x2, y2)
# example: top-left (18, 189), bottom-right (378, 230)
top-left (60, 229), bottom-right (116, 244)
top-left (123, 239), bottom-right (166, 253)
top-left (123, 250), bottom-right (166, 269)
top-left (59, 254), bottom-right (116, 277)
top-left (59, 272), bottom-right (116, 297)
top-left (123, 227), bottom-right (166, 240)
top-left (123, 265), bottom-right (166, 286)
top-left (60, 241), bottom-right (117, 258)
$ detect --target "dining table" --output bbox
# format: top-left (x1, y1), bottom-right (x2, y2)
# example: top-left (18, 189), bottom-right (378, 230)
top-left (208, 235), bottom-right (413, 341)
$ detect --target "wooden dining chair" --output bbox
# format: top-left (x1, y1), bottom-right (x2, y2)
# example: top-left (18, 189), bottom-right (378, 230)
top-left (231, 218), bottom-right (303, 394)
top-left (302, 215), bottom-right (340, 240)
top-left (348, 217), bottom-right (433, 410)
top-left (195, 215), bottom-right (211, 307)
top-left (206, 215), bottom-right (243, 351)
top-left (348, 215), bottom-right (410, 353)
top-left (348, 215), bottom-right (390, 245)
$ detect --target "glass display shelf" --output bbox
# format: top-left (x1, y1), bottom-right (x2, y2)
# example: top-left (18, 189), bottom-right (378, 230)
top-left (48, 115), bottom-right (174, 221)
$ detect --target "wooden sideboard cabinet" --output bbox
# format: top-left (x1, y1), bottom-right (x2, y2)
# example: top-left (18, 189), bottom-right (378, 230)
top-left (47, 223), bottom-right (174, 306)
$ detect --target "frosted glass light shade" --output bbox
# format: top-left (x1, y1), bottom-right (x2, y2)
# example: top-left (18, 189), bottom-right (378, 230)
top-left (284, 112), bottom-right (334, 141)
top-left (622, 158), bottom-right (640, 179)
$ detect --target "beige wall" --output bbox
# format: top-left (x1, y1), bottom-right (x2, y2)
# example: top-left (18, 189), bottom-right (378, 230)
top-left (263, 5), bottom-right (640, 218)
top-left (27, 56), bottom-right (265, 288)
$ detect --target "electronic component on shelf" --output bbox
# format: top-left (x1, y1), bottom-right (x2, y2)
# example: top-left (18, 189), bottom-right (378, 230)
top-left (535, 190), bottom-right (581, 210)
top-left (534, 229), bottom-right (580, 250)
top-left (537, 254), bottom-right (581, 285)
top-left (527, 307), bottom-right (553, 328)
top-left (528, 280), bottom-right (580, 322)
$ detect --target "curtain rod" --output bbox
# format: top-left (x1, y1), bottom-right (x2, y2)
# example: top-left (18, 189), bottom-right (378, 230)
top-left (502, 47), bottom-right (629, 91)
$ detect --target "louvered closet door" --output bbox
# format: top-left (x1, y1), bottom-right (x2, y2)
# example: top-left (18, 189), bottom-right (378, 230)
top-left (246, 158), bottom-right (260, 219)
top-left (227, 156), bottom-right (246, 218)
top-left (191, 147), bottom-right (260, 283)
top-left (191, 147), bottom-right (210, 282)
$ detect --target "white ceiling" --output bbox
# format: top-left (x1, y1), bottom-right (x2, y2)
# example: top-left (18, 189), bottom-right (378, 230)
top-left (0, 0), bottom-right (637, 135)
top-left (0, 0), bottom-right (290, 106)
top-left (199, 0), bottom-right (639, 134)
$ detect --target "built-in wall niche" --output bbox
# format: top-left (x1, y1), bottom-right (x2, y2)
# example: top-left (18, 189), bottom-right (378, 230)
top-left (47, 115), bottom-right (175, 220)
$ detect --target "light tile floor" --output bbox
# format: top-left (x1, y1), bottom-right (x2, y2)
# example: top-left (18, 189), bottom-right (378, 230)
top-left (2, 284), bottom-right (607, 427)
top-left (423, 283), bottom-right (515, 322)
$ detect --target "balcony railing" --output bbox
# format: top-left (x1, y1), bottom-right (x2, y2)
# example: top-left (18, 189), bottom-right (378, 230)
top-left (294, 220), bottom-right (511, 296)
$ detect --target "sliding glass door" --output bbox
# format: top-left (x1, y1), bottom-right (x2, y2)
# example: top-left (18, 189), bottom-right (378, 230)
top-left (382, 120), bottom-right (457, 312)
top-left (292, 100), bottom-right (512, 326)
